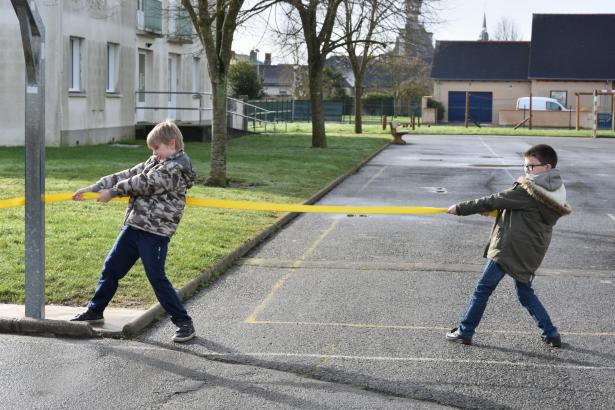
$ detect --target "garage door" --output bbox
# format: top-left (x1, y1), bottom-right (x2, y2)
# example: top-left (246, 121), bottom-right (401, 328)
top-left (448, 92), bottom-right (493, 123)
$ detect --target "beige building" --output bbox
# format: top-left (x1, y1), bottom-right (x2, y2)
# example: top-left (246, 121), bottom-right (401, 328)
top-left (430, 14), bottom-right (615, 128)
top-left (1, 0), bottom-right (212, 147)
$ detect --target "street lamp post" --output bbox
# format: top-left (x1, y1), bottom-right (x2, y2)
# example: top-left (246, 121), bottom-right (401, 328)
top-left (11, 0), bottom-right (46, 319)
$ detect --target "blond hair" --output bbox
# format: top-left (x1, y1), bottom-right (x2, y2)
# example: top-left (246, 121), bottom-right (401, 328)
top-left (146, 120), bottom-right (184, 150)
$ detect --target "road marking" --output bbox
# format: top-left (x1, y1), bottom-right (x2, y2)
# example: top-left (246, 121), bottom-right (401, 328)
top-left (358, 166), bottom-right (387, 193)
top-left (607, 213), bottom-right (615, 222)
top-left (247, 319), bottom-right (615, 337)
top-left (244, 220), bottom-right (340, 323)
top-left (99, 344), bottom-right (615, 372)
top-left (205, 352), bottom-right (615, 371)
top-left (479, 137), bottom-right (515, 181)
top-left (238, 258), bottom-right (615, 278)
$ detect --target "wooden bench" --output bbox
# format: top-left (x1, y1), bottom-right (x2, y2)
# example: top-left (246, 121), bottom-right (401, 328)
top-left (389, 120), bottom-right (407, 145)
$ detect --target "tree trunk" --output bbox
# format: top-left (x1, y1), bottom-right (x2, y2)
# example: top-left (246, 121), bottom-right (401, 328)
top-left (354, 75), bottom-right (364, 134)
top-left (206, 74), bottom-right (228, 186)
top-left (309, 64), bottom-right (326, 148)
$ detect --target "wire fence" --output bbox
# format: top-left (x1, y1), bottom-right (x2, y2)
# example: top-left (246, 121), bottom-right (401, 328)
top-left (245, 98), bottom-right (421, 124)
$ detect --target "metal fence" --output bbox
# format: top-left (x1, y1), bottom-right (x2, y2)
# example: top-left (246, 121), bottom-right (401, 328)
top-left (246, 98), bottom-right (421, 124)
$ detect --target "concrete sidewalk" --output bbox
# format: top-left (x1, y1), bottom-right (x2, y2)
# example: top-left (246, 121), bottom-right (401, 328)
top-left (0, 304), bottom-right (146, 337)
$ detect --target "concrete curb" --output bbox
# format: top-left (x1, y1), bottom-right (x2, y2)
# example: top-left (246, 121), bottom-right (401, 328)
top-left (3, 141), bottom-right (390, 339)
top-left (123, 142), bottom-right (390, 338)
top-left (0, 317), bottom-right (100, 338)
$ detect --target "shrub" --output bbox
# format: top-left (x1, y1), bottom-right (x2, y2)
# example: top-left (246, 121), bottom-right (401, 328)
top-left (362, 92), bottom-right (394, 116)
top-left (427, 98), bottom-right (445, 121)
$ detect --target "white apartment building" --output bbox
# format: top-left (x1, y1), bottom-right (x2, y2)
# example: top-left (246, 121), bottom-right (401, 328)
top-left (0, 0), bottom-right (212, 146)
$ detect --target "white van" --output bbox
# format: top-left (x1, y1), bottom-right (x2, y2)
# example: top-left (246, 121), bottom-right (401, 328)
top-left (516, 97), bottom-right (570, 111)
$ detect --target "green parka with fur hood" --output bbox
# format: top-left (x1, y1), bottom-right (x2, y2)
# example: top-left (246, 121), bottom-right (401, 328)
top-left (456, 169), bottom-right (572, 283)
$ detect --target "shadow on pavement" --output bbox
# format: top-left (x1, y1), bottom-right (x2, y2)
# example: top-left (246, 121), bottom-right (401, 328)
top-left (132, 337), bottom-right (510, 410)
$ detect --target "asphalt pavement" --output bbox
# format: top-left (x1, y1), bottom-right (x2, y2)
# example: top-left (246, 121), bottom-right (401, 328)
top-left (2, 134), bottom-right (615, 409)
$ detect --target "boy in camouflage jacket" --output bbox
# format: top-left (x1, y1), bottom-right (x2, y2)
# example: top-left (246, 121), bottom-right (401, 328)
top-left (71, 120), bottom-right (197, 342)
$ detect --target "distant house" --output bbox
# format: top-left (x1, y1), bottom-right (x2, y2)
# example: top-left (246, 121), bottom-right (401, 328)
top-left (431, 41), bottom-right (531, 123)
top-left (259, 64), bottom-right (296, 98)
top-left (430, 14), bottom-right (615, 126)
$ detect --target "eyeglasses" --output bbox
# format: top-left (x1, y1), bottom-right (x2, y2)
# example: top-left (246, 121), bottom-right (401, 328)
top-left (523, 163), bottom-right (546, 171)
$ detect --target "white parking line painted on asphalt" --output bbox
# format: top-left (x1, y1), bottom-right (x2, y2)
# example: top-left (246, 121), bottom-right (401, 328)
top-left (205, 352), bottom-right (615, 372)
top-left (247, 319), bottom-right (615, 337)
top-left (358, 166), bottom-right (387, 193)
top-left (93, 344), bottom-right (615, 372)
top-left (607, 213), bottom-right (615, 222)
top-left (478, 137), bottom-right (516, 181)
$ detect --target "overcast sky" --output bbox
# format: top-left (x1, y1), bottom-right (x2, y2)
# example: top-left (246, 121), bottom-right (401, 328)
top-left (430, 0), bottom-right (615, 42)
top-left (233, 0), bottom-right (615, 64)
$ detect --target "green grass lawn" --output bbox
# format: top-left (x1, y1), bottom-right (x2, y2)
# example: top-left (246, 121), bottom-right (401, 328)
top-left (407, 124), bottom-right (615, 138)
top-left (276, 121), bottom-right (615, 138)
top-left (0, 128), bottom-right (388, 307)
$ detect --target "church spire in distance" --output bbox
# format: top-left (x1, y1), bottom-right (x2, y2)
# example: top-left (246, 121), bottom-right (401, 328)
top-left (479, 12), bottom-right (489, 41)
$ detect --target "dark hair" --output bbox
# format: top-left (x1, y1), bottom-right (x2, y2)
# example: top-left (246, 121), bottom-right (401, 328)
top-left (524, 144), bottom-right (557, 168)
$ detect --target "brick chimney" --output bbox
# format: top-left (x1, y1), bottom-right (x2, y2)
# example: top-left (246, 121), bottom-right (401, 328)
top-left (264, 53), bottom-right (272, 65)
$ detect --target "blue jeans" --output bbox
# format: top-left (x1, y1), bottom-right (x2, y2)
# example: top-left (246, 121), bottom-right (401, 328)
top-left (87, 226), bottom-right (192, 325)
top-left (458, 259), bottom-right (558, 339)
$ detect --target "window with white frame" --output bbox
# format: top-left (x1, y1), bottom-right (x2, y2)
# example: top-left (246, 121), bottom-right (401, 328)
top-left (107, 43), bottom-right (119, 93)
top-left (137, 51), bottom-right (146, 103)
top-left (192, 56), bottom-right (200, 93)
top-left (69, 37), bottom-right (82, 91)
top-left (136, 0), bottom-right (144, 30)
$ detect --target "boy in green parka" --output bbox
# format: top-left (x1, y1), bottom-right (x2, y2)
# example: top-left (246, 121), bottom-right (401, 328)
top-left (446, 144), bottom-right (571, 347)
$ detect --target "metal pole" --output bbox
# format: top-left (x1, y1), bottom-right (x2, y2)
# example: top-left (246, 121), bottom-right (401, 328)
top-left (576, 93), bottom-right (580, 130)
top-left (529, 92), bottom-right (533, 130)
top-left (464, 92), bottom-right (469, 128)
top-left (11, 0), bottom-right (46, 319)
top-left (592, 89), bottom-right (598, 138)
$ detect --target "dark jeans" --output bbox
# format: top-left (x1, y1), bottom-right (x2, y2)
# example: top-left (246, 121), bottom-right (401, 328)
top-left (458, 259), bottom-right (558, 339)
top-left (87, 226), bottom-right (191, 325)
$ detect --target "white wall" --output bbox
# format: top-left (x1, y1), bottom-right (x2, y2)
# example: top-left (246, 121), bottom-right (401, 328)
top-left (1, 1), bottom-right (137, 146)
top-left (1, 0), bottom-right (212, 146)
top-left (60, 0), bottom-right (136, 145)
top-left (0, 3), bottom-right (33, 146)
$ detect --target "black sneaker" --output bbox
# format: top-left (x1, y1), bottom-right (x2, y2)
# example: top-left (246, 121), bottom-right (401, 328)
top-left (542, 334), bottom-right (562, 348)
top-left (173, 321), bottom-right (196, 343)
top-left (446, 328), bottom-right (472, 345)
top-left (70, 309), bottom-right (104, 324)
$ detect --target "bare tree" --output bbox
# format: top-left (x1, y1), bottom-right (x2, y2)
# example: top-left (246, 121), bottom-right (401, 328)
top-left (339, 0), bottom-right (403, 133)
top-left (182, 0), bottom-right (268, 186)
top-left (276, 0), bottom-right (345, 148)
top-left (493, 16), bottom-right (522, 41)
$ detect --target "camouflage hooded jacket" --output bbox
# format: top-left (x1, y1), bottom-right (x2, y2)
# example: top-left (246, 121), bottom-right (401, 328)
top-left (92, 150), bottom-right (196, 237)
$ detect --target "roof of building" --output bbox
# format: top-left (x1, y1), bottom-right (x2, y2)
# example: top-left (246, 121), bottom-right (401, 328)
top-left (259, 64), bottom-right (295, 86)
top-left (430, 41), bottom-right (530, 81)
top-left (528, 14), bottom-right (615, 80)
top-left (325, 56), bottom-right (355, 88)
